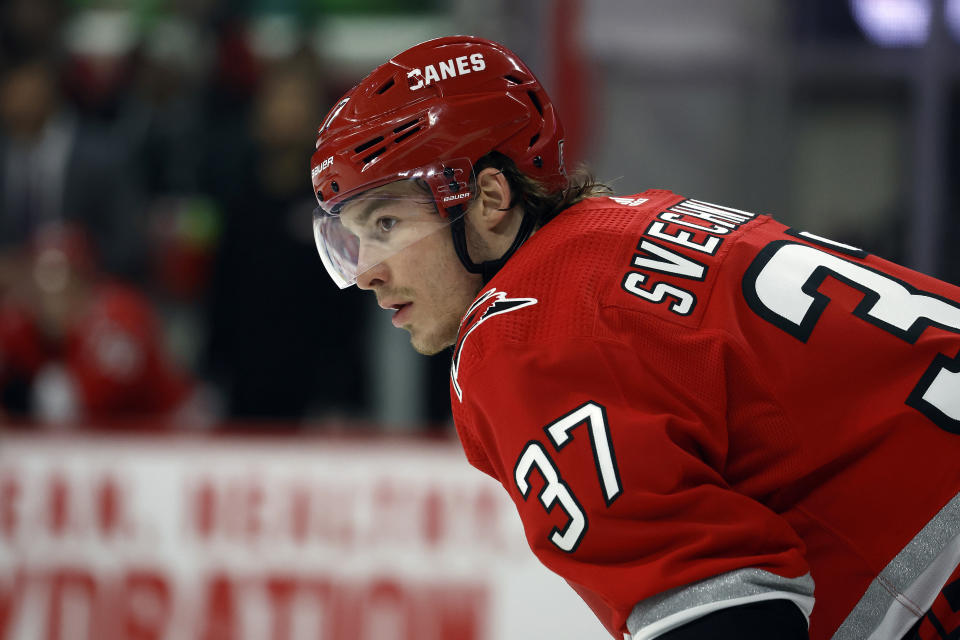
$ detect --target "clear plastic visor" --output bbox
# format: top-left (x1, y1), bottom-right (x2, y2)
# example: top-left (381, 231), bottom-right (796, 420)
top-left (313, 167), bottom-right (473, 289)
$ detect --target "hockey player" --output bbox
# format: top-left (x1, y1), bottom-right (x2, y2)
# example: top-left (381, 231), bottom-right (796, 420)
top-left (309, 36), bottom-right (960, 640)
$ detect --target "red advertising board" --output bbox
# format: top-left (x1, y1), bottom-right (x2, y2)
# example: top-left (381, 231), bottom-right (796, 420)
top-left (0, 432), bottom-right (605, 640)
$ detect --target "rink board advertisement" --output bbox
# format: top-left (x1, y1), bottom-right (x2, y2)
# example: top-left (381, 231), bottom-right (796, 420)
top-left (0, 433), bottom-right (604, 640)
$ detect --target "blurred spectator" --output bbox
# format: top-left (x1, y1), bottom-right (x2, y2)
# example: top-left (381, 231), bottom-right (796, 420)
top-left (125, 15), bottom-right (209, 197)
top-left (0, 224), bottom-right (200, 426)
top-left (0, 55), bottom-right (146, 281)
top-left (202, 58), bottom-right (369, 421)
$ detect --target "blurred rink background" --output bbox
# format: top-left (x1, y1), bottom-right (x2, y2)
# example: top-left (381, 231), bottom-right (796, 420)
top-left (0, 1), bottom-right (958, 638)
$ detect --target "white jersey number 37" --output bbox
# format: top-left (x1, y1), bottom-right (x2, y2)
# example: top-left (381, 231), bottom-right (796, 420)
top-left (513, 402), bottom-right (622, 553)
top-left (743, 239), bottom-right (960, 434)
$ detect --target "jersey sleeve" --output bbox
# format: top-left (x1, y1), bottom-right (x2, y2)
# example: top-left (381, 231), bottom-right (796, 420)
top-left (453, 332), bottom-right (814, 639)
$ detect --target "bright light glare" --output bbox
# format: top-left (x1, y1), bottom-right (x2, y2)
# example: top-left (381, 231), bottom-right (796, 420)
top-left (849, 0), bottom-right (960, 46)
top-left (850, 0), bottom-right (931, 46)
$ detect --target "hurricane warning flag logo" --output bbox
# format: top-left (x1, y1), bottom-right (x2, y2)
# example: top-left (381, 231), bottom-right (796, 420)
top-left (450, 288), bottom-right (537, 402)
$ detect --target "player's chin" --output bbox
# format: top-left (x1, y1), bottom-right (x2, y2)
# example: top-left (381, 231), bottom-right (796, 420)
top-left (409, 326), bottom-right (456, 356)
top-left (410, 335), bottom-right (445, 356)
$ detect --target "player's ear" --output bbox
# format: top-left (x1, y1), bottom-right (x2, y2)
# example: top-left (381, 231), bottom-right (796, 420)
top-left (473, 167), bottom-right (514, 230)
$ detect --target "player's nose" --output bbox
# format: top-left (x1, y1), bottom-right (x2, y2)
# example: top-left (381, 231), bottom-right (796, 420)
top-left (356, 261), bottom-right (388, 290)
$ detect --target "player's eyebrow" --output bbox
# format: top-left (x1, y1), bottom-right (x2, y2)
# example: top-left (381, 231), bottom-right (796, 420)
top-left (341, 197), bottom-right (392, 231)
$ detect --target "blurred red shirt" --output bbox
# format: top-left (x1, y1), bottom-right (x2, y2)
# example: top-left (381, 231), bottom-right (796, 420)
top-left (0, 282), bottom-right (192, 424)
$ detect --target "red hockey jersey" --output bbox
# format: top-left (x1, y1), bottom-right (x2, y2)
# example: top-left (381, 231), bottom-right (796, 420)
top-left (449, 190), bottom-right (960, 639)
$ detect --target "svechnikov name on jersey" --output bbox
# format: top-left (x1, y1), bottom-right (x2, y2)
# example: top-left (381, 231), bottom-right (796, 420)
top-left (619, 198), bottom-right (758, 317)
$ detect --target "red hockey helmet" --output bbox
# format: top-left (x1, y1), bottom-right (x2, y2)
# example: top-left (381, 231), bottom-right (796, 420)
top-left (311, 35), bottom-right (566, 288)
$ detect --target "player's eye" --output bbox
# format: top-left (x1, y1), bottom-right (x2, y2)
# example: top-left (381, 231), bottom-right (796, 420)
top-left (376, 216), bottom-right (398, 233)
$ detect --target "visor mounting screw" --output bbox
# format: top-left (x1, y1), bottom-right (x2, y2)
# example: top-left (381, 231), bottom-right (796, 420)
top-left (443, 167), bottom-right (455, 178)
top-left (331, 181), bottom-right (339, 192)
top-left (316, 189), bottom-right (324, 201)
top-left (533, 156), bottom-right (543, 168)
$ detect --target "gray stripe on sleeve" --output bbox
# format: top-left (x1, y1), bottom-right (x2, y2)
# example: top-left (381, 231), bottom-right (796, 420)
top-left (627, 568), bottom-right (815, 640)
top-left (832, 491), bottom-right (960, 640)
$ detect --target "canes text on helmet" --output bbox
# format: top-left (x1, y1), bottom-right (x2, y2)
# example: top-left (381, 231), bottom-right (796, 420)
top-left (407, 53), bottom-right (486, 90)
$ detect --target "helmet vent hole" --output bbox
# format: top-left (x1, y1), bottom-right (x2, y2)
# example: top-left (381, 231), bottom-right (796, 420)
top-left (529, 133), bottom-right (540, 148)
top-left (394, 126), bottom-right (421, 143)
top-left (354, 136), bottom-right (385, 153)
top-left (527, 90), bottom-right (544, 116)
top-left (503, 74), bottom-right (527, 85)
top-left (393, 118), bottom-right (420, 133)
top-left (376, 77), bottom-right (396, 94)
top-left (362, 147), bottom-right (387, 164)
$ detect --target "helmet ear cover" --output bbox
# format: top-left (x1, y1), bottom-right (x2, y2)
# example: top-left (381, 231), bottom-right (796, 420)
top-left (422, 157), bottom-right (475, 219)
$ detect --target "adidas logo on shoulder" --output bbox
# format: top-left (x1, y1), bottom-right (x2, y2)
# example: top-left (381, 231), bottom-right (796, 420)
top-left (609, 196), bottom-right (649, 207)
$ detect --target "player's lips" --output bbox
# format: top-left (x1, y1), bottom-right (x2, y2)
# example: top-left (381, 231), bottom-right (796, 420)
top-left (390, 302), bottom-right (412, 327)
top-left (379, 299), bottom-right (413, 327)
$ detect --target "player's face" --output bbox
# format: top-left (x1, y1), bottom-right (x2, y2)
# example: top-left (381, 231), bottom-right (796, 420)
top-left (348, 182), bottom-right (484, 355)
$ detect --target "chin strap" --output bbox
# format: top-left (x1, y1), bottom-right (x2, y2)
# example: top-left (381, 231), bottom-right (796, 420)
top-left (449, 206), bottom-right (538, 284)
